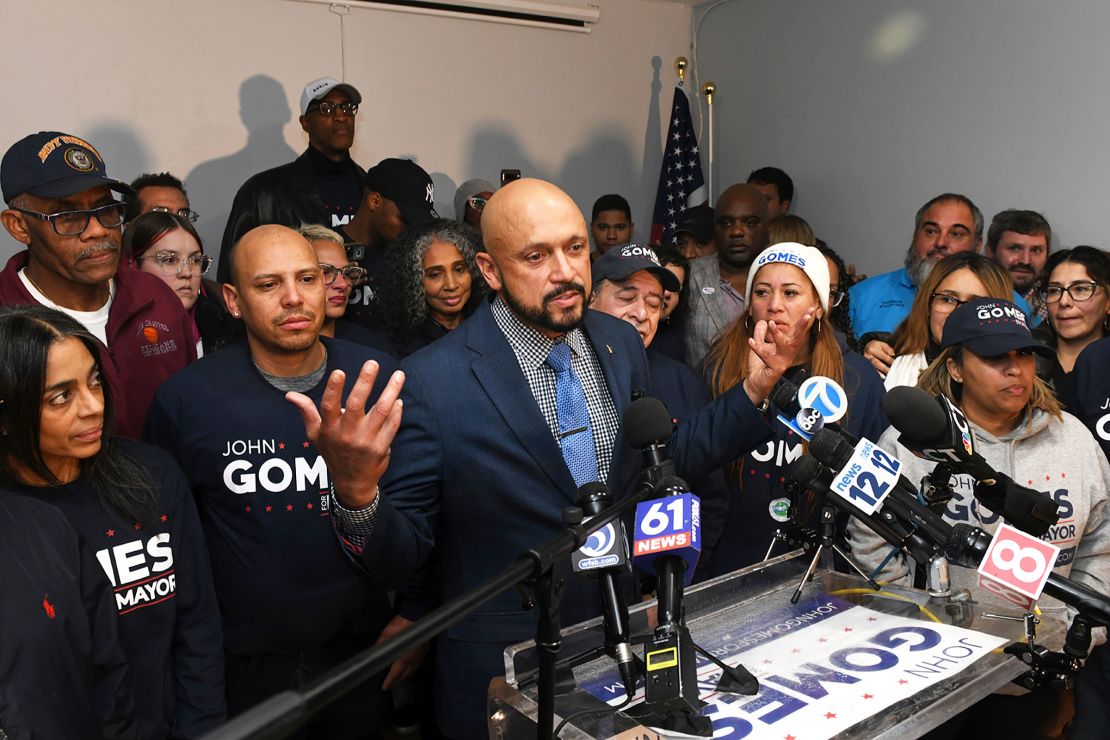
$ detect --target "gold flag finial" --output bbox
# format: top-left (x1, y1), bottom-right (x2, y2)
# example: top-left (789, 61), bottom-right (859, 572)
top-left (702, 81), bottom-right (716, 105)
top-left (675, 57), bottom-right (688, 84)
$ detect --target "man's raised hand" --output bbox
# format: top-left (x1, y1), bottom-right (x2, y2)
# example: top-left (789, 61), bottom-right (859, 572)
top-left (286, 361), bottom-right (405, 509)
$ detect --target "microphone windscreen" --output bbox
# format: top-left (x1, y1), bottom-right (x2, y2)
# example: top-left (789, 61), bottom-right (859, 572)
top-left (808, 428), bottom-right (855, 470)
top-left (771, 379), bottom-right (799, 412)
top-left (884, 386), bottom-right (948, 441)
top-left (624, 397), bottom-right (674, 448)
top-left (786, 454), bottom-right (826, 488)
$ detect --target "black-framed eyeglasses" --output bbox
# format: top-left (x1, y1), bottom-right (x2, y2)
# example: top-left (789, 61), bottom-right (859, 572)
top-left (1043, 282), bottom-right (1102, 303)
top-left (466, 195), bottom-right (489, 212)
top-left (930, 292), bottom-right (970, 314)
top-left (320, 263), bottom-right (368, 285)
top-left (139, 251), bottom-right (212, 275)
top-left (306, 101), bottom-right (358, 117)
top-left (150, 205), bottom-right (200, 223)
top-left (15, 202), bottom-right (126, 236)
top-left (829, 289), bottom-right (845, 308)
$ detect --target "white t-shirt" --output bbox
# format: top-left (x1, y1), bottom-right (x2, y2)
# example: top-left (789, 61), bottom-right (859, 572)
top-left (883, 351), bottom-right (929, 391)
top-left (18, 269), bottom-right (114, 346)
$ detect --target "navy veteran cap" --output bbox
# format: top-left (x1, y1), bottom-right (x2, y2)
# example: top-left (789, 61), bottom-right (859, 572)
top-left (592, 243), bottom-right (681, 292)
top-left (941, 298), bottom-right (1054, 359)
top-left (1, 131), bottom-right (133, 204)
top-left (364, 158), bottom-right (438, 227)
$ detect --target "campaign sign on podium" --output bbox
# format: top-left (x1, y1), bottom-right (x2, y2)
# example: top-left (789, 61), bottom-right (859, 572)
top-left (632, 493), bottom-right (701, 586)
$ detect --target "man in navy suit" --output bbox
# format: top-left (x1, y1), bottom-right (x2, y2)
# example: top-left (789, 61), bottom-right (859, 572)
top-left (297, 179), bottom-right (814, 738)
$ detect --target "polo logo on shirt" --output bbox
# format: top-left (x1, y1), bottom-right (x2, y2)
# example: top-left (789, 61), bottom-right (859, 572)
top-left (95, 532), bottom-right (176, 615)
top-left (136, 320), bottom-right (179, 358)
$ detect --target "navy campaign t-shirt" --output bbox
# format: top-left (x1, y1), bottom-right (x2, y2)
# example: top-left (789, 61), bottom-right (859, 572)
top-left (145, 338), bottom-right (398, 656)
top-left (12, 439), bottom-right (224, 739)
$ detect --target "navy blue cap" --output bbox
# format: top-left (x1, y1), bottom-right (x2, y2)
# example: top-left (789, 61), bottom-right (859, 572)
top-left (1, 131), bottom-right (133, 204)
top-left (669, 204), bottom-right (714, 244)
top-left (592, 243), bottom-right (681, 292)
top-left (941, 298), bottom-right (1055, 359)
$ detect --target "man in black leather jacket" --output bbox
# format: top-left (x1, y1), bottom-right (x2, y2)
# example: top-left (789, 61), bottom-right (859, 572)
top-left (217, 77), bottom-right (365, 282)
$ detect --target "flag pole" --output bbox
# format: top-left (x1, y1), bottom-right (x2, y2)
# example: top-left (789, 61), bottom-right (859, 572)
top-left (701, 81), bottom-right (716, 205)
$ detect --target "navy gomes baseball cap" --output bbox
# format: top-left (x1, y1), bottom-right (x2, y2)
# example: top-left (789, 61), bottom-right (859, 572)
top-left (941, 298), bottom-right (1055, 359)
top-left (1, 131), bottom-right (133, 204)
top-left (592, 243), bottom-right (681, 292)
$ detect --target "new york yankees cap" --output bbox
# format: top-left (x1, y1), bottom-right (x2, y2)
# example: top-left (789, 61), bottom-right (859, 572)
top-left (364, 158), bottom-right (438, 227)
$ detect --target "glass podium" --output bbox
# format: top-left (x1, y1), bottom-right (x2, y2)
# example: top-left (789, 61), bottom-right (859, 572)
top-left (488, 550), bottom-right (1062, 739)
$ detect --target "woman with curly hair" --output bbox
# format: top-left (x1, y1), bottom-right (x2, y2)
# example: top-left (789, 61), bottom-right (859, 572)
top-left (373, 219), bottom-right (486, 357)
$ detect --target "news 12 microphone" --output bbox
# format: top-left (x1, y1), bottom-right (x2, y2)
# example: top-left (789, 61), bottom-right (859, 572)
top-left (883, 386), bottom-right (1060, 536)
top-left (570, 482), bottom-right (639, 698)
top-left (787, 454), bottom-right (940, 565)
top-left (624, 397), bottom-right (703, 713)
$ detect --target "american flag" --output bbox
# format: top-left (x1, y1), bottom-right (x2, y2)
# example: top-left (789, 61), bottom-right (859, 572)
top-left (650, 86), bottom-right (708, 245)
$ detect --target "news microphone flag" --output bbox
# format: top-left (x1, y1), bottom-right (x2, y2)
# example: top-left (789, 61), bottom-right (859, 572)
top-left (650, 86), bottom-right (707, 245)
top-left (632, 492), bottom-right (702, 586)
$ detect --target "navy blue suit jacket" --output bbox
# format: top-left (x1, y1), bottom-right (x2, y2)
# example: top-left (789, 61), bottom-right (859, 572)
top-left (359, 300), bottom-right (773, 737)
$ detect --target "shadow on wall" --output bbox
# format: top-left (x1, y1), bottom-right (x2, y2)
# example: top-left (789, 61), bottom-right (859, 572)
top-left (186, 75), bottom-right (298, 266)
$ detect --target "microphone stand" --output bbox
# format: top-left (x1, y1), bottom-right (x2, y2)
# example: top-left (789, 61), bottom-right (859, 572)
top-left (790, 504), bottom-right (879, 603)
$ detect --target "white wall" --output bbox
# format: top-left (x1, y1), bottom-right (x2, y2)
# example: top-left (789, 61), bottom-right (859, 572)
top-left (695, 0), bottom-right (1110, 274)
top-left (0, 0), bottom-right (692, 263)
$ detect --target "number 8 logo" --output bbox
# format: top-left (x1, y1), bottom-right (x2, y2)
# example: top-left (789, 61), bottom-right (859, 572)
top-left (990, 540), bottom-right (1049, 583)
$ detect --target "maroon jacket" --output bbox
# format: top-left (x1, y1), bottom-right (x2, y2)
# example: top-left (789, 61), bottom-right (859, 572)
top-left (0, 251), bottom-right (196, 438)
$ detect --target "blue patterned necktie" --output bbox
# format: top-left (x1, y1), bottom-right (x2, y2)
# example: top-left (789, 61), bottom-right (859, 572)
top-left (545, 342), bottom-right (599, 486)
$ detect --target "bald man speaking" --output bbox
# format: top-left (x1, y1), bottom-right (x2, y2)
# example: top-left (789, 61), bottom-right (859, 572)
top-left (332, 179), bottom-right (809, 737)
top-left (146, 225), bottom-right (403, 736)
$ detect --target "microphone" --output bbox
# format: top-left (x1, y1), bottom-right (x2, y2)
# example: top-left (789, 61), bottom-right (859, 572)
top-left (787, 455), bottom-right (940, 564)
top-left (883, 386), bottom-right (1060, 535)
top-left (945, 523), bottom-right (1110, 626)
top-left (570, 482), bottom-right (638, 698)
top-left (807, 429), bottom-right (954, 548)
top-left (771, 376), bottom-right (851, 441)
top-left (625, 397), bottom-right (702, 713)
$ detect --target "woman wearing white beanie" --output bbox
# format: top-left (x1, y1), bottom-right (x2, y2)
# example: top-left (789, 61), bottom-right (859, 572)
top-left (702, 242), bottom-right (888, 576)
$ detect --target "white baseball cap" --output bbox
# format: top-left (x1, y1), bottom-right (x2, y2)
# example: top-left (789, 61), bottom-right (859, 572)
top-left (300, 77), bottom-right (362, 116)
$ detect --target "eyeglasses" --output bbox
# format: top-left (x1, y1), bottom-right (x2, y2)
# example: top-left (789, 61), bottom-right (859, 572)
top-left (829, 289), bottom-right (845, 308)
top-left (139, 251), bottom-right (213, 275)
top-left (15, 202), bottom-right (126, 236)
top-left (930, 292), bottom-right (970, 314)
top-left (306, 101), bottom-right (358, 117)
top-left (466, 196), bottom-right (488, 213)
top-left (320, 263), bottom-right (368, 285)
top-left (150, 205), bottom-right (200, 223)
top-left (1044, 282), bottom-right (1102, 303)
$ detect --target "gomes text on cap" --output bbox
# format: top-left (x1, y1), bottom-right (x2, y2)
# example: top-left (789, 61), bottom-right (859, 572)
top-left (745, 242), bottom-right (831, 312)
top-left (592, 243), bottom-right (681, 292)
top-left (940, 298), bottom-right (1055, 359)
top-left (1, 131), bottom-right (133, 204)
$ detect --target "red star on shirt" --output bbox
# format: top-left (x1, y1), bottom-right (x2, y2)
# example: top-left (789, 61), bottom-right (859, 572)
top-left (265, 505), bottom-right (273, 513)
top-left (106, 529), bottom-right (115, 537)
top-left (302, 441), bottom-right (310, 448)
top-left (279, 442), bottom-right (286, 450)
top-left (133, 523), bottom-right (142, 530)
top-left (160, 514), bottom-right (168, 523)
top-left (286, 504), bottom-right (294, 511)
top-left (306, 503), bottom-right (314, 510)
top-left (1046, 475), bottom-right (1051, 481)
top-left (863, 693), bottom-right (874, 699)
top-left (245, 506), bottom-right (252, 513)
top-left (825, 712), bottom-right (837, 719)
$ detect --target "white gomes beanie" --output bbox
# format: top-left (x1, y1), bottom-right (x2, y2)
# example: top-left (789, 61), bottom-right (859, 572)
top-left (744, 242), bottom-right (830, 312)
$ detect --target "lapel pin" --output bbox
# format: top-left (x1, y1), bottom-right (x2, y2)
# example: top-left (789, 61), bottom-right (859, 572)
top-left (606, 344), bottom-right (613, 354)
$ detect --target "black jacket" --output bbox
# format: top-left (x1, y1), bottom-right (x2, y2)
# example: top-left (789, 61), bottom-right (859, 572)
top-left (217, 148), bottom-right (364, 282)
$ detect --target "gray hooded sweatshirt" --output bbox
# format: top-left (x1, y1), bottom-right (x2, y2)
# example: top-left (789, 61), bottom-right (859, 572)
top-left (847, 407), bottom-right (1110, 646)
